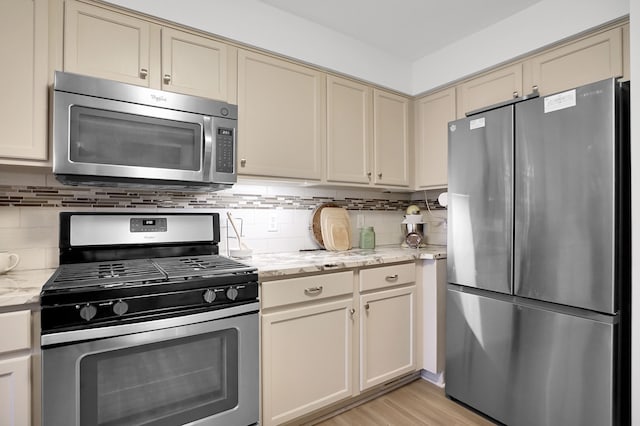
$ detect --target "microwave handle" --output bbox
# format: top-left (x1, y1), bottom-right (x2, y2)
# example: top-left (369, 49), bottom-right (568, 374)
top-left (202, 116), bottom-right (213, 181)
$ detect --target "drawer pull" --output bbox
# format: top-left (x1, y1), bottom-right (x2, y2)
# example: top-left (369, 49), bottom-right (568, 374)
top-left (349, 308), bottom-right (355, 316)
top-left (304, 286), bottom-right (323, 295)
top-left (385, 274), bottom-right (399, 281)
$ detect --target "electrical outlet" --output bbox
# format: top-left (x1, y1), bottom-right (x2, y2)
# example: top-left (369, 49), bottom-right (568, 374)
top-left (268, 214), bottom-right (278, 232)
top-left (356, 214), bottom-right (365, 228)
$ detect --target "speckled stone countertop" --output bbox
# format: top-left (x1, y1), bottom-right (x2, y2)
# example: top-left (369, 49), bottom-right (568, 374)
top-left (243, 245), bottom-right (447, 281)
top-left (0, 245), bottom-right (446, 307)
top-left (0, 269), bottom-right (55, 309)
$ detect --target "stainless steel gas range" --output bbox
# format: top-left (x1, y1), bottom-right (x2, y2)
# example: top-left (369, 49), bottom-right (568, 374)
top-left (40, 212), bottom-right (259, 426)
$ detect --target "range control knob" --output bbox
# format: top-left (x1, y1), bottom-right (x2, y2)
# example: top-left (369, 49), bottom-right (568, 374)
top-left (203, 289), bottom-right (217, 303)
top-left (226, 287), bottom-right (239, 301)
top-left (79, 304), bottom-right (97, 321)
top-left (113, 300), bottom-right (129, 316)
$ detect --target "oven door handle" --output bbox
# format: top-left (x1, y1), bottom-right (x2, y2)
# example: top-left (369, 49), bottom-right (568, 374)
top-left (41, 302), bottom-right (259, 347)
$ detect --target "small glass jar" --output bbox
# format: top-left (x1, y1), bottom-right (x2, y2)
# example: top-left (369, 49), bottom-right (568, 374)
top-left (359, 226), bottom-right (375, 249)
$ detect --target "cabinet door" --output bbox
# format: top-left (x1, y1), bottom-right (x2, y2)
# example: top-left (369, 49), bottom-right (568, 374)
top-left (525, 27), bottom-right (623, 96)
top-left (360, 285), bottom-right (416, 390)
top-left (415, 87), bottom-right (456, 189)
top-left (373, 89), bottom-right (409, 187)
top-left (64, 1), bottom-right (151, 86)
top-left (0, 355), bottom-right (30, 426)
top-left (161, 28), bottom-right (228, 100)
top-left (456, 63), bottom-right (522, 118)
top-left (0, 0), bottom-right (48, 161)
top-left (262, 299), bottom-right (353, 426)
top-left (326, 76), bottom-right (372, 184)
top-left (237, 50), bottom-right (324, 180)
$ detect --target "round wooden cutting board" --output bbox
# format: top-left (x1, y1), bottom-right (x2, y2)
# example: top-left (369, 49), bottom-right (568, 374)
top-left (310, 202), bottom-right (339, 248)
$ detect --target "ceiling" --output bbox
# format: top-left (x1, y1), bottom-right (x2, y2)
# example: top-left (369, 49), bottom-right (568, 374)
top-left (259, 0), bottom-right (544, 61)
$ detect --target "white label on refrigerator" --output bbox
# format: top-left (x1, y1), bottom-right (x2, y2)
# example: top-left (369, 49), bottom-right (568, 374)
top-left (544, 89), bottom-right (577, 113)
top-left (469, 117), bottom-right (485, 130)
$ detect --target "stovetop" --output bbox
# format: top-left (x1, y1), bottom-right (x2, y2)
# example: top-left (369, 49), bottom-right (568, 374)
top-left (43, 255), bottom-right (256, 292)
top-left (41, 255), bottom-right (259, 334)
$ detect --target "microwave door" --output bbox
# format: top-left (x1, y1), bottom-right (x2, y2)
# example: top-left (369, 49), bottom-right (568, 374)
top-left (53, 92), bottom-right (207, 183)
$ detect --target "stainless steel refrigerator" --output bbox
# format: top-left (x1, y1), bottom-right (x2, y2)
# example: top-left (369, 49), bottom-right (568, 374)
top-left (445, 78), bottom-right (630, 426)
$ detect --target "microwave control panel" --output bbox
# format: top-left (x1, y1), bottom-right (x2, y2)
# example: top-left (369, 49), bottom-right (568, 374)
top-left (215, 128), bottom-right (235, 174)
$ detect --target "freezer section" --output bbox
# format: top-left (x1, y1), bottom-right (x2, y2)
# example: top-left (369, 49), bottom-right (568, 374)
top-left (514, 79), bottom-right (618, 314)
top-left (447, 107), bottom-right (513, 294)
top-left (446, 287), bottom-right (616, 426)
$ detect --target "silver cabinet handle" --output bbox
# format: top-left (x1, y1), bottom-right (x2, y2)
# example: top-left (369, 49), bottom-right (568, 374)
top-left (377, 172), bottom-right (382, 179)
top-left (385, 274), bottom-right (399, 281)
top-left (304, 286), bottom-right (323, 295)
top-left (163, 74), bottom-right (171, 84)
top-left (349, 308), bottom-right (355, 316)
top-left (513, 91), bottom-right (519, 98)
top-left (240, 158), bottom-right (247, 167)
top-left (367, 172), bottom-right (372, 180)
top-left (364, 303), bottom-right (370, 311)
top-left (532, 85), bottom-right (539, 94)
top-left (139, 68), bottom-right (148, 79)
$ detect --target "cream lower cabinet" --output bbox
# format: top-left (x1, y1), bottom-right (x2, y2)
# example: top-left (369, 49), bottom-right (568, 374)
top-left (0, 0), bottom-right (48, 164)
top-left (359, 263), bottom-right (416, 391)
top-left (0, 310), bottom-right (32, 426)
top-left (237, 49), bottom-right (324, 181)
top-left (261, 272), bottom-right (354, 426)
top-left (63, 1), bottom-right (232, 101)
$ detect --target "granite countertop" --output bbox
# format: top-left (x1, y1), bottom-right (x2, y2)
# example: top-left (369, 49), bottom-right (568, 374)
top-left (0, 269), bottom-right (56, 309)
top-left (0, 245), bottom-right (446, 307)
top-left (244, 244), bottom-right (447, 280)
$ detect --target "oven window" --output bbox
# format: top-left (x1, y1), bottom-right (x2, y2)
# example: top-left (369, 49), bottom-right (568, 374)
top-left (69, 106), bottom-right (201, 171)
top-left (79, 330), bottom-right (238, 426)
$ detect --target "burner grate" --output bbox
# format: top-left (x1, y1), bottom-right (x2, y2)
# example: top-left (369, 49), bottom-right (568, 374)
top-left (153, 255), bottom-right (255, 279)
top-left (50, 259), bottom-right (165, 289)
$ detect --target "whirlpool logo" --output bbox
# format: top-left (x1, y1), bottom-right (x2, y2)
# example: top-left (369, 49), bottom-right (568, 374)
top-left (151, 94), bottom-right (167, 102)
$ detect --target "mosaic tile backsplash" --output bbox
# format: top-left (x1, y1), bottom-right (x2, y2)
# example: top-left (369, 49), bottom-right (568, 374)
top-left (0, 170), bottom-right (447, 271)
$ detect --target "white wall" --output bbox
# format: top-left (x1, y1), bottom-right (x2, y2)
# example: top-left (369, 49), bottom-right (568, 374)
top-left (411, 0), bottom-right (629, 94)
top-left (103, 0), bottom-right (413, 93)
top-left (106, 0), bottom-right (627, 95)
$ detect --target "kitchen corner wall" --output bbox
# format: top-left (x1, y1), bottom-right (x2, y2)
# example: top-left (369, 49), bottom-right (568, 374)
top-left (0, 169), bottom-right (446, 271)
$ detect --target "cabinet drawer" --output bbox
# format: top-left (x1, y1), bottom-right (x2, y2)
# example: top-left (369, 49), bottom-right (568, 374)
top-left (261, 271), bottom-right (353, 309)
top-left (0, 310), bottom-right (30, 354)
top-left (359, 263), bottom-right (415, 292)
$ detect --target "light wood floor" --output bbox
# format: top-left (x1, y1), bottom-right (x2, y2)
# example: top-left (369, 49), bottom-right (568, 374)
top-left (314, 379), bottom-right (497, 426)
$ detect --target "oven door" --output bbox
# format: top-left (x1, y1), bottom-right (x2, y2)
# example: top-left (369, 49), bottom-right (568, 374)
top-left (42, 304), bottom-right (259, 426)
top-left (53, 91), bottom-right (211, 183)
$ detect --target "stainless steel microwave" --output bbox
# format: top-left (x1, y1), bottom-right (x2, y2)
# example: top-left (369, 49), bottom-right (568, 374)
top-left (52, 71), bottom-right (237, 191)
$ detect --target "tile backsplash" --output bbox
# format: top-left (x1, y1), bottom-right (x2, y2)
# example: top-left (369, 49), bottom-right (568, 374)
top-left (0, 169), bottom-right (447, 271)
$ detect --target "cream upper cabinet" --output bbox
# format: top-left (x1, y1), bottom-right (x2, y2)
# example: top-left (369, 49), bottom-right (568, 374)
top-left (373, 89), bottom-right (410, 187)
top-left (0, 0), bottom-right (48, 163)
top-left (326, 75), bottom-right (372, 185)
top-left (524, 27), bottom-right (623, 96)
top-left (64, 1), bottom-right (152, 87)
top-left (0, 311), bottom-right (32, 426)
top-left (237, 50), bottom-right (324, 181)
top-left (161, 27), bottom-right (228, 100)
top-left (64, 1), bottom-right (232, 101)
top-left (261, 272), bottom-right (354, 426)
top-left (414, 87), bottom-right (456, 189)
top-left (456, 63), bottom-right (522, 118)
